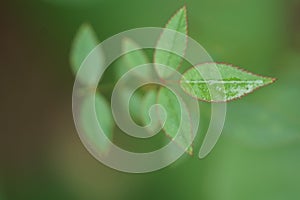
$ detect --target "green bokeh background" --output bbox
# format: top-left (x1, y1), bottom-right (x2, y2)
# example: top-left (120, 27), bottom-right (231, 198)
top-left (1, 0), bottom-right (300, 199)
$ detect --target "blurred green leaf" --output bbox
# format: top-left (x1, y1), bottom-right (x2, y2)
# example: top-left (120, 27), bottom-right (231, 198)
top-left (116, 38), bottom-right (150, 79)
top-left (80, 92), bottom-right (114, 153)
top-left (129, 91), bottom-right (144, 124)
top-left (70, 23), bottom-right (104, 85)
top-left (180, 63), bottom-right (275, 102)
top-left (111, 87), bottom-right (146, 129)
top-left (157, 87), bottom-right (193, 155)
top-left (154, 6), bottom-right (187, 78)
top-left (140, 89), bottom-right (162, 133)
top-left (119, 88), bottom-right (144, 125)
top-left (141, 89), bottom-right (157, 126)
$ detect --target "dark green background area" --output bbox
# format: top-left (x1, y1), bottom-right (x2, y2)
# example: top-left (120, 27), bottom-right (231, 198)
top-left (1, 0), bottom-right (300, 199)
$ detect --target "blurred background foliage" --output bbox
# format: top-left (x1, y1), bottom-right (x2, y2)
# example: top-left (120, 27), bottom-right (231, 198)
top-left (1, 0), bottom-right (300, 199)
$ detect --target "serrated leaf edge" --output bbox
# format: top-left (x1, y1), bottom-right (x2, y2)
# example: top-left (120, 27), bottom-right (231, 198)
top-left (180, 62), bottom-right (277, 103)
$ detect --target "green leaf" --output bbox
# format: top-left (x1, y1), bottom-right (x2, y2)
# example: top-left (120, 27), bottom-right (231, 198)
top-left (70, 23), bottom-right (105, 85)
top-left (154, 6), bottom-right (187, 79)
top-left (141, 89), bottom-right (157, 126)
top-left (129, 91), bottom-right (144, 124)
top-left (118, 88), bottom-right (144, 125)
top-left (157, 87), bottom-right (193, 155)
top-left (180, 63), bottom-right (276, 102)
top-left (80, 92), bottom-right (114, 154)
top-left (140, 89), bottom-right (162, 133)
top-left (119, 38), bottom-right (150, 78)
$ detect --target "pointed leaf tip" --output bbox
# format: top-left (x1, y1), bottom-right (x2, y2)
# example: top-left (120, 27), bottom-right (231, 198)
top-left (180, 63), bottom-right (276, 102)
top-left (154, 6), bottom-right (188, 79)
top-left (70, 23), bottom-right (105, 86)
